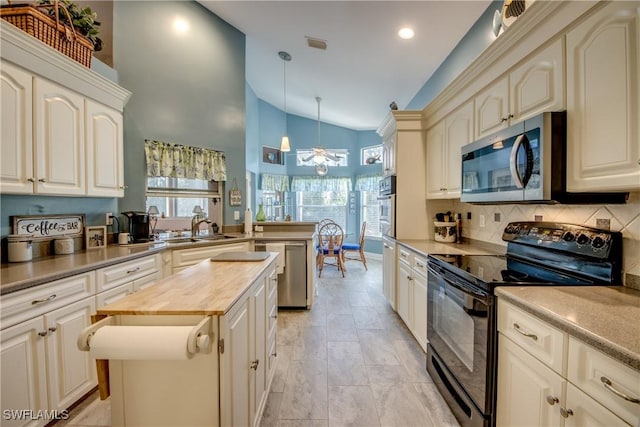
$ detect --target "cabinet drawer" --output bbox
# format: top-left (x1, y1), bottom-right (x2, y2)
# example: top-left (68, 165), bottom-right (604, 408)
top-left (497, 299), bottom-right (567, 375)
top-left (398, 247), bottom-right (412, 265)
top-left (412, 254), bottom-right (428, 278)
top-left (568, 337), bottom-right (639, 426)
top-left (1, 272), bottom-right (95, 329)
top-left (96, 283), bottom-right (134, 309)
top-left (96, 254), bottom-right (160, 292)
top-left (172, 242), bottom-right (250, 268)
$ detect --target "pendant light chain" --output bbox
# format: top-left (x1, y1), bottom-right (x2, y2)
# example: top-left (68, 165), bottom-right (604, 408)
top-left (279, 51), bottom-right (292, 152)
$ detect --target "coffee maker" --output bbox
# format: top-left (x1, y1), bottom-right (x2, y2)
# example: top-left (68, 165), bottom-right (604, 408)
top-left (122, 211), bottom-right (151, 243)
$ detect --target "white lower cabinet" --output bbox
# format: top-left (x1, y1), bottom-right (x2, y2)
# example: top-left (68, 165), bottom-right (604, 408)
top-left (396, 246), bottom-right (428, 352)
top-left (382, 237), bottom-right (396, 309)
top-left (220, 263), bottom-right (276, 427)
top-left (497, 299), bottom-right (636, 426)
top-left (1, 276), bottom-right (97, 427)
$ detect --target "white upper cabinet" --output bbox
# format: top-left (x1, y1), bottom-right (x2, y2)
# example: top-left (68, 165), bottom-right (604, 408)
top-left (1, 61), bottom-right (33, 194)
top-left (34, 77), bottom-right (86, 196)
top-left (510, 38), bottom-right (565, 121)
top-left (426, 101), bottom-right (473, 199)
top-left (86, 100), bottom-right (124, 197)
top-left (475, 39), bottom-right (565, 139)
top-left (566, 2), bottom-right (640, 192)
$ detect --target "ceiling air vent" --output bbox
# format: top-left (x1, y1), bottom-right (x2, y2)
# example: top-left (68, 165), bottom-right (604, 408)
top-left (306, 36), bottom-right (327, 50)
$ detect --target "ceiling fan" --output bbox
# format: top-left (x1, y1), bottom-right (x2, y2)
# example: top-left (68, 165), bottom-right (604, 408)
top-left (302, 97), bottom-right (343, 175)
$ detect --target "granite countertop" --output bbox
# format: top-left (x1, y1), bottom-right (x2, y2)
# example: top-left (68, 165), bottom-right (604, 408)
top-left (496, 286), bottom-right (640, 371)
top-left (396, 238), bottom-right (504, 257)
top-left (97, 253), bottom-right (278, 316)
top-left (1, 231), bottom-right (316, 295)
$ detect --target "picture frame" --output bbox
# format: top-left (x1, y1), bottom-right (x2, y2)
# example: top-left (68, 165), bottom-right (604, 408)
top-left (262, 146), bottom-right (284, 165)
top-left (85, 226), bottom-right (106, 249)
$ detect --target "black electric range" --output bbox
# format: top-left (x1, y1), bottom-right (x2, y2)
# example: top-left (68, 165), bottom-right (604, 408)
top-left (426, 222), bottom-right (623, 427)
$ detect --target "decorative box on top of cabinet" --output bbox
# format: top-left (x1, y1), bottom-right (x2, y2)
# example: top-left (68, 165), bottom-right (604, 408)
top-left (474, 38), bottom-right (565, 139)
top-left (566, 1), bottom-right (640, 192)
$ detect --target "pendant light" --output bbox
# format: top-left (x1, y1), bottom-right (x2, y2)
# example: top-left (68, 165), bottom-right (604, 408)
top-left (279, 51), bottom-right (292, 152)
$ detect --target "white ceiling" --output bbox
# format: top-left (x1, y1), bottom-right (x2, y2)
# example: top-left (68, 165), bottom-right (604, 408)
top-left (198, 1), bottom-right (492, 131)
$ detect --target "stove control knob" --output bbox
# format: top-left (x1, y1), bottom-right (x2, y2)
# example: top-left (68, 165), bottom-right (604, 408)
top-left (592, 235), bottom-right (607, 249)
top-left (562, 231), bottom-right (575, 242)
top-left (576, 232), bottom-right (591, 245)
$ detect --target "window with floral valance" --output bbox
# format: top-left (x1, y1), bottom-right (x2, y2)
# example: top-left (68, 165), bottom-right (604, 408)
top-left (260, 174), bottom-right (290, 192)
top-left (290, 176), bottom-right (353, 193)
top-left (144, 139), bottom-right (227, 181)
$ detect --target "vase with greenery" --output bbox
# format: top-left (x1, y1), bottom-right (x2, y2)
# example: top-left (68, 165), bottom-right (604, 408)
top-left (37, 0), bottom-right (102, 51)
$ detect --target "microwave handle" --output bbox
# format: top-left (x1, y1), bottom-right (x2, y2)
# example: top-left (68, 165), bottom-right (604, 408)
top-left (509, 134), bottom-right (534, 188)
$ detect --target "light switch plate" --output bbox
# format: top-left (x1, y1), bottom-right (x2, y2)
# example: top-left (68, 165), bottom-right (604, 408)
top-left (234, 211), bottom-right (240, 220)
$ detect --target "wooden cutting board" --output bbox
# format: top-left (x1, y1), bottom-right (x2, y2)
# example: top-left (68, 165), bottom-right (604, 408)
top-left (210, 251), bottom-right (270, 262)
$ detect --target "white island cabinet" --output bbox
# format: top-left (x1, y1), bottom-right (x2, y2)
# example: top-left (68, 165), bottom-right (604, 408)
top-left (88, 254), bottom-right (278, 427)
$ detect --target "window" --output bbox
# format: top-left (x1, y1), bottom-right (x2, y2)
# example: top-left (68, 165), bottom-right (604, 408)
top-left (360, 191), bottom-right (381, 238)
top-left (296, 191), bottom-right (348, 230)
top-left (296, 149), bottom-right (349, 167)
top-left (145, 177), bottom-right (220, 218)
top-left (361, 145), bottom-right (383, 165)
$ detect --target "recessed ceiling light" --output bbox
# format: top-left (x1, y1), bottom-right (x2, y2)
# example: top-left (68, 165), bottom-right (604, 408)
top-left (173, 17), bottom-right (190, 34)
top-left (398, 27), bottom-right (415, 40)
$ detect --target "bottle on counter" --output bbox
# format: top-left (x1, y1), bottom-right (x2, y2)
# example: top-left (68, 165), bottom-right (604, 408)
top-left (456, 213), bottom-right (462, 243)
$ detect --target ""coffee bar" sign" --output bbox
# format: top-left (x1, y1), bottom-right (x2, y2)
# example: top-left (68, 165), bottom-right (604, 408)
top-left (12, 214), bottom-right (85, 240)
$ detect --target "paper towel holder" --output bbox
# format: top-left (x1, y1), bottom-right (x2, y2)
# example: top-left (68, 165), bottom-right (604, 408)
top-left (77, 316), bottom-right (213, 355)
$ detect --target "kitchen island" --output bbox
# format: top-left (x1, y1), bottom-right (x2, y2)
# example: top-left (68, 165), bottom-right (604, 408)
top-left (85, 253), bottom-right (279, 427)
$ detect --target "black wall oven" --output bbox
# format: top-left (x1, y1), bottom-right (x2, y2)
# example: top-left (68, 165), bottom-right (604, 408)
top-left (426, 222), bottom-right (622, 427)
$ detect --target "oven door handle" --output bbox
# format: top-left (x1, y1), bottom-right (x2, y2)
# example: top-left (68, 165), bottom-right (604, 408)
top-left (427, 265), bottom-right (488, 302)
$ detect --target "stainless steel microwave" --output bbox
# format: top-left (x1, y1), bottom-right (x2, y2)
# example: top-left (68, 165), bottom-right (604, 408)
top-left (460, 111), bottom-right (627, 204)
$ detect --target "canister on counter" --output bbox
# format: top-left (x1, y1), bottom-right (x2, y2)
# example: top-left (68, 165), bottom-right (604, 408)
top-left (54, 238), bottom-right (74, 255)
top-left (7, 234), bottom-right (33, 262)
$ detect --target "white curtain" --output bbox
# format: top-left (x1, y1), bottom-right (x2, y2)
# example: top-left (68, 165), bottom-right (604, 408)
top-left (291, 176), bottom-right (352, 192)
top-left (355, 173), bottom-right (383, 192)
top-left (260, 174), bottom-right (290, 192)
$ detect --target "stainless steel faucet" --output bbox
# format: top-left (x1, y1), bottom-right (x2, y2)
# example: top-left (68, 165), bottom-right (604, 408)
top-left (191, 214), bottom-right (212, 238)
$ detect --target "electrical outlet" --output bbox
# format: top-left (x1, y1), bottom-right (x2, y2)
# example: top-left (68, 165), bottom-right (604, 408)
top-left (494, 212), bottom-right (501, 222)
top-left (596, 218), bottom-right (611, 230)
top-left (234, 211), bottom-right (240, 220)
top-left (106, 212), bottom-right (113, 226)
top-left (479, 214), bottom-right (486, 228)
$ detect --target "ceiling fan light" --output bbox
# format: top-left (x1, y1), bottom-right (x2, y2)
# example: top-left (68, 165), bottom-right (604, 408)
top-left (280, 136), bottom-right (291, 152)
top-left (313, 154), bottom-right (325, 164)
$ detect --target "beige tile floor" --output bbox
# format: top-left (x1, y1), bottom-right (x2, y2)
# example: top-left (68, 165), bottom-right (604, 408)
top-left (56, 256), bottom-right (459, 427)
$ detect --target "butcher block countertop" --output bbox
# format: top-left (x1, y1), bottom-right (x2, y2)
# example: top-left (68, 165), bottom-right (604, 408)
top-left (96, 253), bottom-right (278, 316)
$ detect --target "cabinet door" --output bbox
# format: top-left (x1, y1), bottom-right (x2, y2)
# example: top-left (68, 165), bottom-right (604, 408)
top-left (251, 274), bottom-right (267, 427)
top-left (474, 77), bottom-right (509, 138)
top-left (34, 78), bottom-right (85, 195)
top-left (85, 100), bottom-right (124, 197)
top-left (564, 383), bottom-right (628, 427)
top-left (444, 101), bottom-right (474, 197)
top-left (426, 121), bottom-right (446, 198)
top-left (266, 268), bottom-right (278, 387)
top-left (510, 39), bottom-right (565, 122)
top-left (566, 2), bottom-right (640, 191)
top-left (397, 262), bottom-right (412, 326)
top-left (1, 61), bottom-right (34, 194)
top-left (383, 132), bottom-right (396, 176)
top-left (496, 335), bottom-right (564, 427)
top-left (1, 317), bottom-right (48, 427)
top-left (411, 273), bottom-right (428, 352)
top-left (44, 297), bottom-right (97, 411)
top-left (382, 238), bottom-right (396, 309)
top-left (220, 295), bottom-right (251, 427)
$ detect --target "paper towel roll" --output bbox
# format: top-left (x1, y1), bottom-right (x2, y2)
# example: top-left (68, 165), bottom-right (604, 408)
top-left (89, 325), bottom-right (193, 360)
top-left (244, 208), bottom-right (253, 234)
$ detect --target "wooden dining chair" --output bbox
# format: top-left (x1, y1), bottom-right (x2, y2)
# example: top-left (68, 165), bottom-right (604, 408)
top-left (317, 222), bottom-right (345, 277)
top-left (342, 221), bottom-right (367, 270)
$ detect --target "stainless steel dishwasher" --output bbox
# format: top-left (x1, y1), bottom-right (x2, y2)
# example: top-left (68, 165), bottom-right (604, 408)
top-left (255, 241), bottom-right (307, 308)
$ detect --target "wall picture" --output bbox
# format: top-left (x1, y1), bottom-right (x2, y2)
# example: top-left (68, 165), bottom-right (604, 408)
top-left (263, 146), bottom-right (284, 165)
top-left (85, 226), bottom-right (106, 249)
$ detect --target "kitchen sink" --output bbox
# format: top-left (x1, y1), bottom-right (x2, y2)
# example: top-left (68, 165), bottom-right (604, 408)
top-left (161, 235), bottom-right (237, 246)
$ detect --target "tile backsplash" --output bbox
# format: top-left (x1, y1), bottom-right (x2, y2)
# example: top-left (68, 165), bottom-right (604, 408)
top-left (427, 192), bottom-right (640, 289)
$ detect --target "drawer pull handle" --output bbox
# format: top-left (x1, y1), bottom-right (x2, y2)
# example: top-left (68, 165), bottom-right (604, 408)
top-left (513, 323), bottom-right (537, 341)
top-left (32, 294), bottom-right (57, 305)
top-left (27, 177), bottom-right (35, 182)
top-left (601, 376), bottom-right (640, 404)
top-left (38, 330), bottom-right (48, 337)
top-left (416, 262), bottom-right (425, 268)
top-left (38, 178), bottom-right (46, 183)
top-left (126, 267), bottom-right (141, 274)
top-left (545, 395), bottom-right (558, 405)
top-left (250, 359), bottom-right (259, 370)
top-left (560, 408), bottom-right (573, 418)
top-left (48, 327), bottom-right (57, 333)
